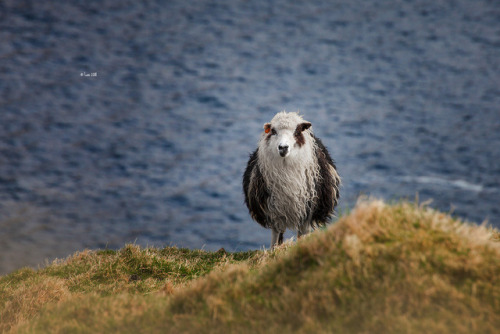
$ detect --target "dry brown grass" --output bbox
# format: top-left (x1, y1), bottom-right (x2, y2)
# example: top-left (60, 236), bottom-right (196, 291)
top-left (2, 199), bottom-right (499, 333)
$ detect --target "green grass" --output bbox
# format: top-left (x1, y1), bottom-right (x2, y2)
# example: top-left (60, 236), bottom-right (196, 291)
top-left (1, 199), bottom-right (499, 333)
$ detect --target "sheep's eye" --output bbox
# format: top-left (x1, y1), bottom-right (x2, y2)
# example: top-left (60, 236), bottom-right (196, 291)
top-left (271, 129), bottom-right (277, 135)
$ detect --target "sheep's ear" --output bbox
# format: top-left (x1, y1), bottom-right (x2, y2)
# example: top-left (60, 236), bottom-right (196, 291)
top-left (263, 123), bottom-right (271, 134)
top-left (297, 122), bottom-right (312, 132)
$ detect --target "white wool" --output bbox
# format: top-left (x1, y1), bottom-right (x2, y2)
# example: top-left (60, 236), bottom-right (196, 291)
top-left (257, 111), bottom-right (320, 232)
top-left (268, 111), bottom-right (304, 130)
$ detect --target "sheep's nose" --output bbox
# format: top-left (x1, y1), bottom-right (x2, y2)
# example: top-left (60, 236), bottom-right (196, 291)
top-left (278, 144), bottom-right (289, 157)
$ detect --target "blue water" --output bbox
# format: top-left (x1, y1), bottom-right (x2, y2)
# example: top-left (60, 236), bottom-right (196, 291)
top-left (1, 0), bottom-right (499, 274)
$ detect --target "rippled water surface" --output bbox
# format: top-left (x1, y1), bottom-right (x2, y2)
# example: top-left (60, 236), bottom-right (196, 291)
top-left (1, 0), bottom-right (499, 274)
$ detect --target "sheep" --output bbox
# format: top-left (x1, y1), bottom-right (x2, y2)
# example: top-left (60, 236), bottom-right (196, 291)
top-left (243, 111), bottom-right (341, 248)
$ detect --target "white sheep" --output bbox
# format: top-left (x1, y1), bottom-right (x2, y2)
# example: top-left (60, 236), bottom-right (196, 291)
top-left (243, 111), bottom-right (341, 248)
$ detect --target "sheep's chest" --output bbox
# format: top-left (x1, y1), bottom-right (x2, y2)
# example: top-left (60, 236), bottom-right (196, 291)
top-left (261, 159), bottom-right (318, 231)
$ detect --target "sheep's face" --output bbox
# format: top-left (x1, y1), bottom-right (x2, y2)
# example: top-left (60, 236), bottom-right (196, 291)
top-left (261, 113), bottom-right (312, 159)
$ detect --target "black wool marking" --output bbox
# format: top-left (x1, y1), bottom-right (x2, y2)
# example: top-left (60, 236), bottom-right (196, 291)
top-left (294, 131), bottom-right (305, 147)
top-left (243, 148), bottom-right (271, 228)
top-left (294, 122), bottom-right (312, 147)
top-left (265, 127), bottom-right (276, 142)
top-left (311, 135), bottom-right (340, 224)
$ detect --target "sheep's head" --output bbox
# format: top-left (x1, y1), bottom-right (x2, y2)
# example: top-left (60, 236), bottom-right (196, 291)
top-left (261, 111), bottom-right (312, 159)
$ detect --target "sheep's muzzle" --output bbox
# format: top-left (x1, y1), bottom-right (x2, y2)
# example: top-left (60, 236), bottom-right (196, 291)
top-left (278, 144), bottom-right (289, 157)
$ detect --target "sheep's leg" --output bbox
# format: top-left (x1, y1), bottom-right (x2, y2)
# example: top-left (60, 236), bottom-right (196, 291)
top-left (297, 223), bottom-right (311, 239)
top-left (271, 229), bottom-right (284, 248)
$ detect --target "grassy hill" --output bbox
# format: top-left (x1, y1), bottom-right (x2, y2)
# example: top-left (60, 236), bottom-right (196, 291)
top-left (1, 199), bottom-right (499, 333)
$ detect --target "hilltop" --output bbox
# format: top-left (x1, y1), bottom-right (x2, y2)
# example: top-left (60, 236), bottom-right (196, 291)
top-left (1, 199), bottom-right (499, 333)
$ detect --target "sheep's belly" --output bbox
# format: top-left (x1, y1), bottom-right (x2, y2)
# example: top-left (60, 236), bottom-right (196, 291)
top-left (266, 186), bottom-right (313, 231)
